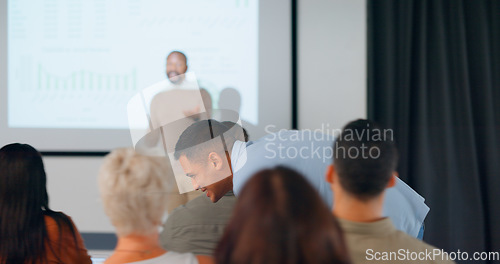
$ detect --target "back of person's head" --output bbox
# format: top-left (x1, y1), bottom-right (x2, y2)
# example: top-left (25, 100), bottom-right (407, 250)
top-left (0, 143), bottom-right (78, 264)
top-left (99, 148), bottom-right (170, 236)
top-left (0, 143), bottom-right (48, 263)
top-left (333, 119), bottom-right (398, 201)
top-left (0, 143), bottom-right (48, 212)
top-left (215, 166), bottom-right (351, 264)
top-left (174, 119), bottom-right (239, 162)
top-left (221, 121), bottom-right (249, 142)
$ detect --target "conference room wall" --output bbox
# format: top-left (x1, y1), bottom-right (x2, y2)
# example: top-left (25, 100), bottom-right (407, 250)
top-left (45, 156), bottom-right (113, 232)
top-left (43, 0), bottom-right (367, 233)
top-left (298, 0), bottom-right (367, 131)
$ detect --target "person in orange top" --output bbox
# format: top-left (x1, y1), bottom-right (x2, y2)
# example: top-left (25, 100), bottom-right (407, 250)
top-left (0, 143), bottom-right (92, 264)
top-left (98, 148), bottom-right (213, 264)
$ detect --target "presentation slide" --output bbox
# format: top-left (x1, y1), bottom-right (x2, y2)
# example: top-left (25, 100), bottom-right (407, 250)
top-left (7, 0), bottom-right (258, 129)
top-left (0, 0), bottom-right (291, 151)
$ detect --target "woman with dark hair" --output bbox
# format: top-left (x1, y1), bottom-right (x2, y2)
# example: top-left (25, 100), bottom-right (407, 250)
top-left (215, 166), bottom-right (351, 264)
top-left (0, 143), bottom-right (91, 264)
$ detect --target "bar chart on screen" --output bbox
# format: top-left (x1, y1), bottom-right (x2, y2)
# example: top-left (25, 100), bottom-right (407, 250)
top-left (37, 65), bottom-right (137, 93)
top-left (7, 0), bottom-right (258, 130)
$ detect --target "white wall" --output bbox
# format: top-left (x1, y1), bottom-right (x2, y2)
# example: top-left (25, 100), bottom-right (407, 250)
top-left (44, 0), bottom-right (367, 233)
top-left (45, 156), bottom-right (113, 232)
top-left (298, 0), bottom-right (367, 131)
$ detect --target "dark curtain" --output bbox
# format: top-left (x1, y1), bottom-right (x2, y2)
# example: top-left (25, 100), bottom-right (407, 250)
top-left (368, 0), bottom-right (500, 263)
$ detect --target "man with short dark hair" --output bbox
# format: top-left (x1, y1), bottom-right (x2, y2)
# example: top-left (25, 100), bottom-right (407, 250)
top-left (160, 122), bottom-right (246, 255)
top-left (174, 120), bottom-right (237, 203)
top-left (173, 119), bottom-right (429, 238)
top-left (326, 119), bottom-right (454, 264)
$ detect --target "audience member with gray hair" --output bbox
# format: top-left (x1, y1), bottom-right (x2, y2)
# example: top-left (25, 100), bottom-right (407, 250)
top-left (98, 148), bottom-right (213, 264)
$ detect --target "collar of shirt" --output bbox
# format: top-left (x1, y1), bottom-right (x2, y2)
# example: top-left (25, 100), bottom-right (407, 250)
top-left (230, 140), bottom-right (249, 175)
top-left (337, 217), bottom-right (396, 236)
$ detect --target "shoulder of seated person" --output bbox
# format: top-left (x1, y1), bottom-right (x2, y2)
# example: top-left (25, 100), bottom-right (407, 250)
top-left (351, 231), bottom-right (455, 263)
top-left (43, 213), bottom-right (76, 237)
top-left (196, 255), bottom-right (214, 264)
top-left (391, 230), bottom-right (454, 257)
top-left (172, 194), bottom-right (235, 213)
top-left (166, 197), bottom-right (235, 225)
top-left (44, 212), bottom-right (72, 225)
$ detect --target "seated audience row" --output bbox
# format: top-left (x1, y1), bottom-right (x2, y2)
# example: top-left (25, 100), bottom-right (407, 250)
top-left (172, 119), bottom-right (428, 239)
top-left (0, 119), bottom-right (455, 264)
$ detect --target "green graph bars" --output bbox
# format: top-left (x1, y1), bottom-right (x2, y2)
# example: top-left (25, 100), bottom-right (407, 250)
top-left (38, 64), bottom-right (137, 92)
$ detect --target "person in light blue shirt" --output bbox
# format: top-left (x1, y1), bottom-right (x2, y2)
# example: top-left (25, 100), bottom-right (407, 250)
top-left (174, 119), bottom-right (429, 238)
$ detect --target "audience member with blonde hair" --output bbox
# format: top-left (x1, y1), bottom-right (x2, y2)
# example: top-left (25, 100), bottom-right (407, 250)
top-left (98, 148), bottom-right (213, 264)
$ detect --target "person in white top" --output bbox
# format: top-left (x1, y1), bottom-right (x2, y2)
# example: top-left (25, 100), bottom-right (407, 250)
top-left (98, 148), bottom-right (213, 264)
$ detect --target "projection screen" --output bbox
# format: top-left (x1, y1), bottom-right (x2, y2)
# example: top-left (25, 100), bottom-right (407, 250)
top-left (0, 0), bottom-right (291, 152)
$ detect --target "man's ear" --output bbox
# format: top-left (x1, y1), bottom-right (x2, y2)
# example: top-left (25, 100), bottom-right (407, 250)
top-left (386, 171), bottom-right (398, 188)
top-left (208, 152), bottom-right (223, 170)
top-left (325, 164), bottom-right (335, 184)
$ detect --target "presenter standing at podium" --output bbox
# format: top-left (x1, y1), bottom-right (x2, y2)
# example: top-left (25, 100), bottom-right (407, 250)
top-left (142, 51), bottom-right (212, 212)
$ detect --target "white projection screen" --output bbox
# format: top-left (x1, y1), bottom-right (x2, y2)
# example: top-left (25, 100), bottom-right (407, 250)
top-left (0, 0), bottom-right (291, 152)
